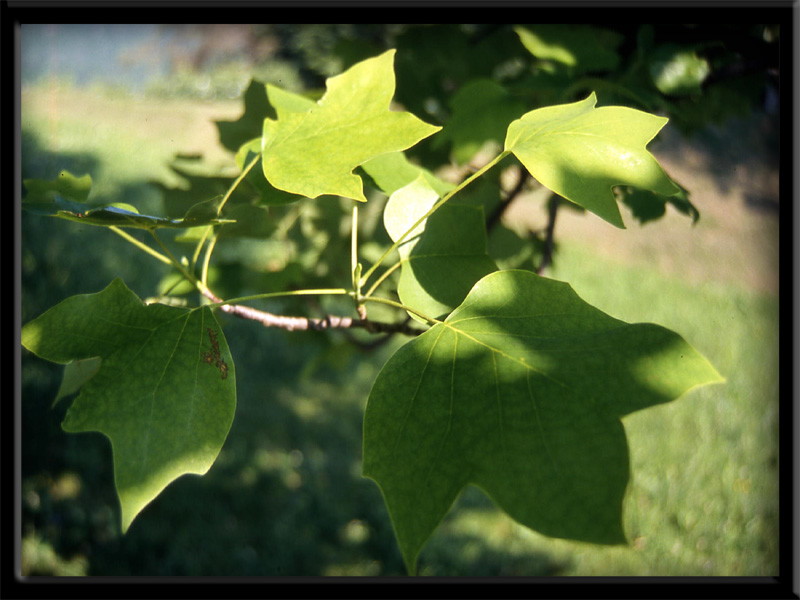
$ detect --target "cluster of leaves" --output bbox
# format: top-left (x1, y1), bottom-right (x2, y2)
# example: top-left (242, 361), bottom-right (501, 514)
top-left (20, 28), bottom-right (735, 573)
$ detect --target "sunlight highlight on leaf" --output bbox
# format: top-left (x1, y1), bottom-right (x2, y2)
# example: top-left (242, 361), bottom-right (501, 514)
top-left (363, 269), bottom-right (723, 573)
top-left (261, 49), bottom-right (441, 201)
top-left (21, 279), bottom-right (236, 532)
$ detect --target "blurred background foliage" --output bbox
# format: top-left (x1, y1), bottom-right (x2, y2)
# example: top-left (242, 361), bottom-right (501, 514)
top-left (21, 23), bottom-right (780, 576)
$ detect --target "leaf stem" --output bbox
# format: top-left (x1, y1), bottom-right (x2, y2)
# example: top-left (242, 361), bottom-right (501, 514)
top-left (351, 203), bottom-right (366, 317)
top-left (218, 153), bottom-right (260, 215)
top-left (205, 288), bottom-right (353, 309)
top-left (109, 226), bottom-right (173, 266)
top-left (201, 233), bottom-right (219, 287)
top-left (149, 230), bottom-right (203, 291)
top-left (360, 150), bottom-right (511, 288)
top-left (190, 225), bottom-right (213, 271)
top-left (361, 296), bottom-right (440, 326)
top-left (363, 260), bottom-right (403, 299)
top-left (190, 152), bottom-right (262, 284)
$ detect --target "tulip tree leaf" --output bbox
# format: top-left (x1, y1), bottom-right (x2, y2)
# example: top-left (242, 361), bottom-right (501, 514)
top-left (383, 176), bottom-right (498, 322)
top-left (261, 49), bottom-right (441, 202)
top-left (21, 278), bottom-right (236, 532)
top-left (504, 92), bottom-right (681, 228)
top-left (363, 269), bottom-right (723, 573)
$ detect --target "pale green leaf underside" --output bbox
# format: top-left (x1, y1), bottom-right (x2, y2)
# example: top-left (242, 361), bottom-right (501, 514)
top-left (21, 279), bottom-right (236, 532)
top-left (261, 49), bottom-right (441, 201)
top-left (505, 92), bottom-right (681, 228)
top-left (54, 357), bottom-right (102, 408)
top-left (383, 177), bottom-right (497, 321)
top-left (363, 269), bottom-right (723, 573)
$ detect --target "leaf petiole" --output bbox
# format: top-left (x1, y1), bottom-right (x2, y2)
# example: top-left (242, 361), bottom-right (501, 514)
top-left (361, 296), bottom-right (440, 326)
top-left (359, 150), bottom-right (510, 290)
top-left (109, 226), bottom-right (173, 266)
top-left (189, 153), bottom-right (262, 284)
top-left (362, 260), bottom-right (402, 299)
top-left (204, 288), bottom-right (353, 310)
top-left (218, 153), bottom-right (260, 215)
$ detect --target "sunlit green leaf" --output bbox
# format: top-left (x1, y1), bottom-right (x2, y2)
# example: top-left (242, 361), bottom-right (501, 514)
top-left (261, 49), bottom-right (441, 201)
top-left (505, 93), bottom-right (681, 228)
top-left (235, 139), bottom-right (305, 206)
top-left (364, 269), bottom-right (723, 573)
top-left (22, 279), bottom-right (236, 532)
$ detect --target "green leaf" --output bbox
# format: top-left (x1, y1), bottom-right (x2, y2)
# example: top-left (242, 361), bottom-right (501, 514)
top-left (360, 151), bottom-right (455, 198)
top-left (265, 83), bottom-right (318, 117)
top-left (383, 177), bottom-right (498, 322)
top-left (648, 44), bottom-right (710, 96)
top-left (21, 279), bottom-right (236, 532)
top-left (261, 49), bottom-right (441, 202)
top-left (363, 269), bottom-right (723, 573)
top-left (505, 92), bottom-right (681, 228)
top-left (234, 139), bottom-right (305, 206)
top-left (436, 79), bottom-right (527, 164)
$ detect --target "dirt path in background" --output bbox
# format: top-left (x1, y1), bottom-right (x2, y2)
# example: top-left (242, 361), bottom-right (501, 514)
top-left (504, 112), bottom-right (781, 295)
top-left (24, 84), bottom-right (781, 296)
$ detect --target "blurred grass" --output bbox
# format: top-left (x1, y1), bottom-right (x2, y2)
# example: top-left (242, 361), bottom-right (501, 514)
top-left (20, 80), bottom-right (779, 576)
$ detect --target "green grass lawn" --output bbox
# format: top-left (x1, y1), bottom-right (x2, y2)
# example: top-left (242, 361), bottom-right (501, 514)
top-left (20, 81), bottom-right (780, 577)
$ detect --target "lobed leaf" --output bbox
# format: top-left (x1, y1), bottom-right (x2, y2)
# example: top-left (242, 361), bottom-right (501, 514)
top-left (21, 279), bottom-right (236, 532)
top-left (505, 92), bottom-right (681, 228)
top-left (261, 49), bottom-right (441, 202)
top-left (363, 269), bottom-right (723, 573)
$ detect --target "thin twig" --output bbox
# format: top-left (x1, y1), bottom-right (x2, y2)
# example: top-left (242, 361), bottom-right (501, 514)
top-left (486, 168), bottom-right (528, 232)
top-left (536, 195), bottom-right (559, 274)
top-left (200, 288), bottom-right (425, 337)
